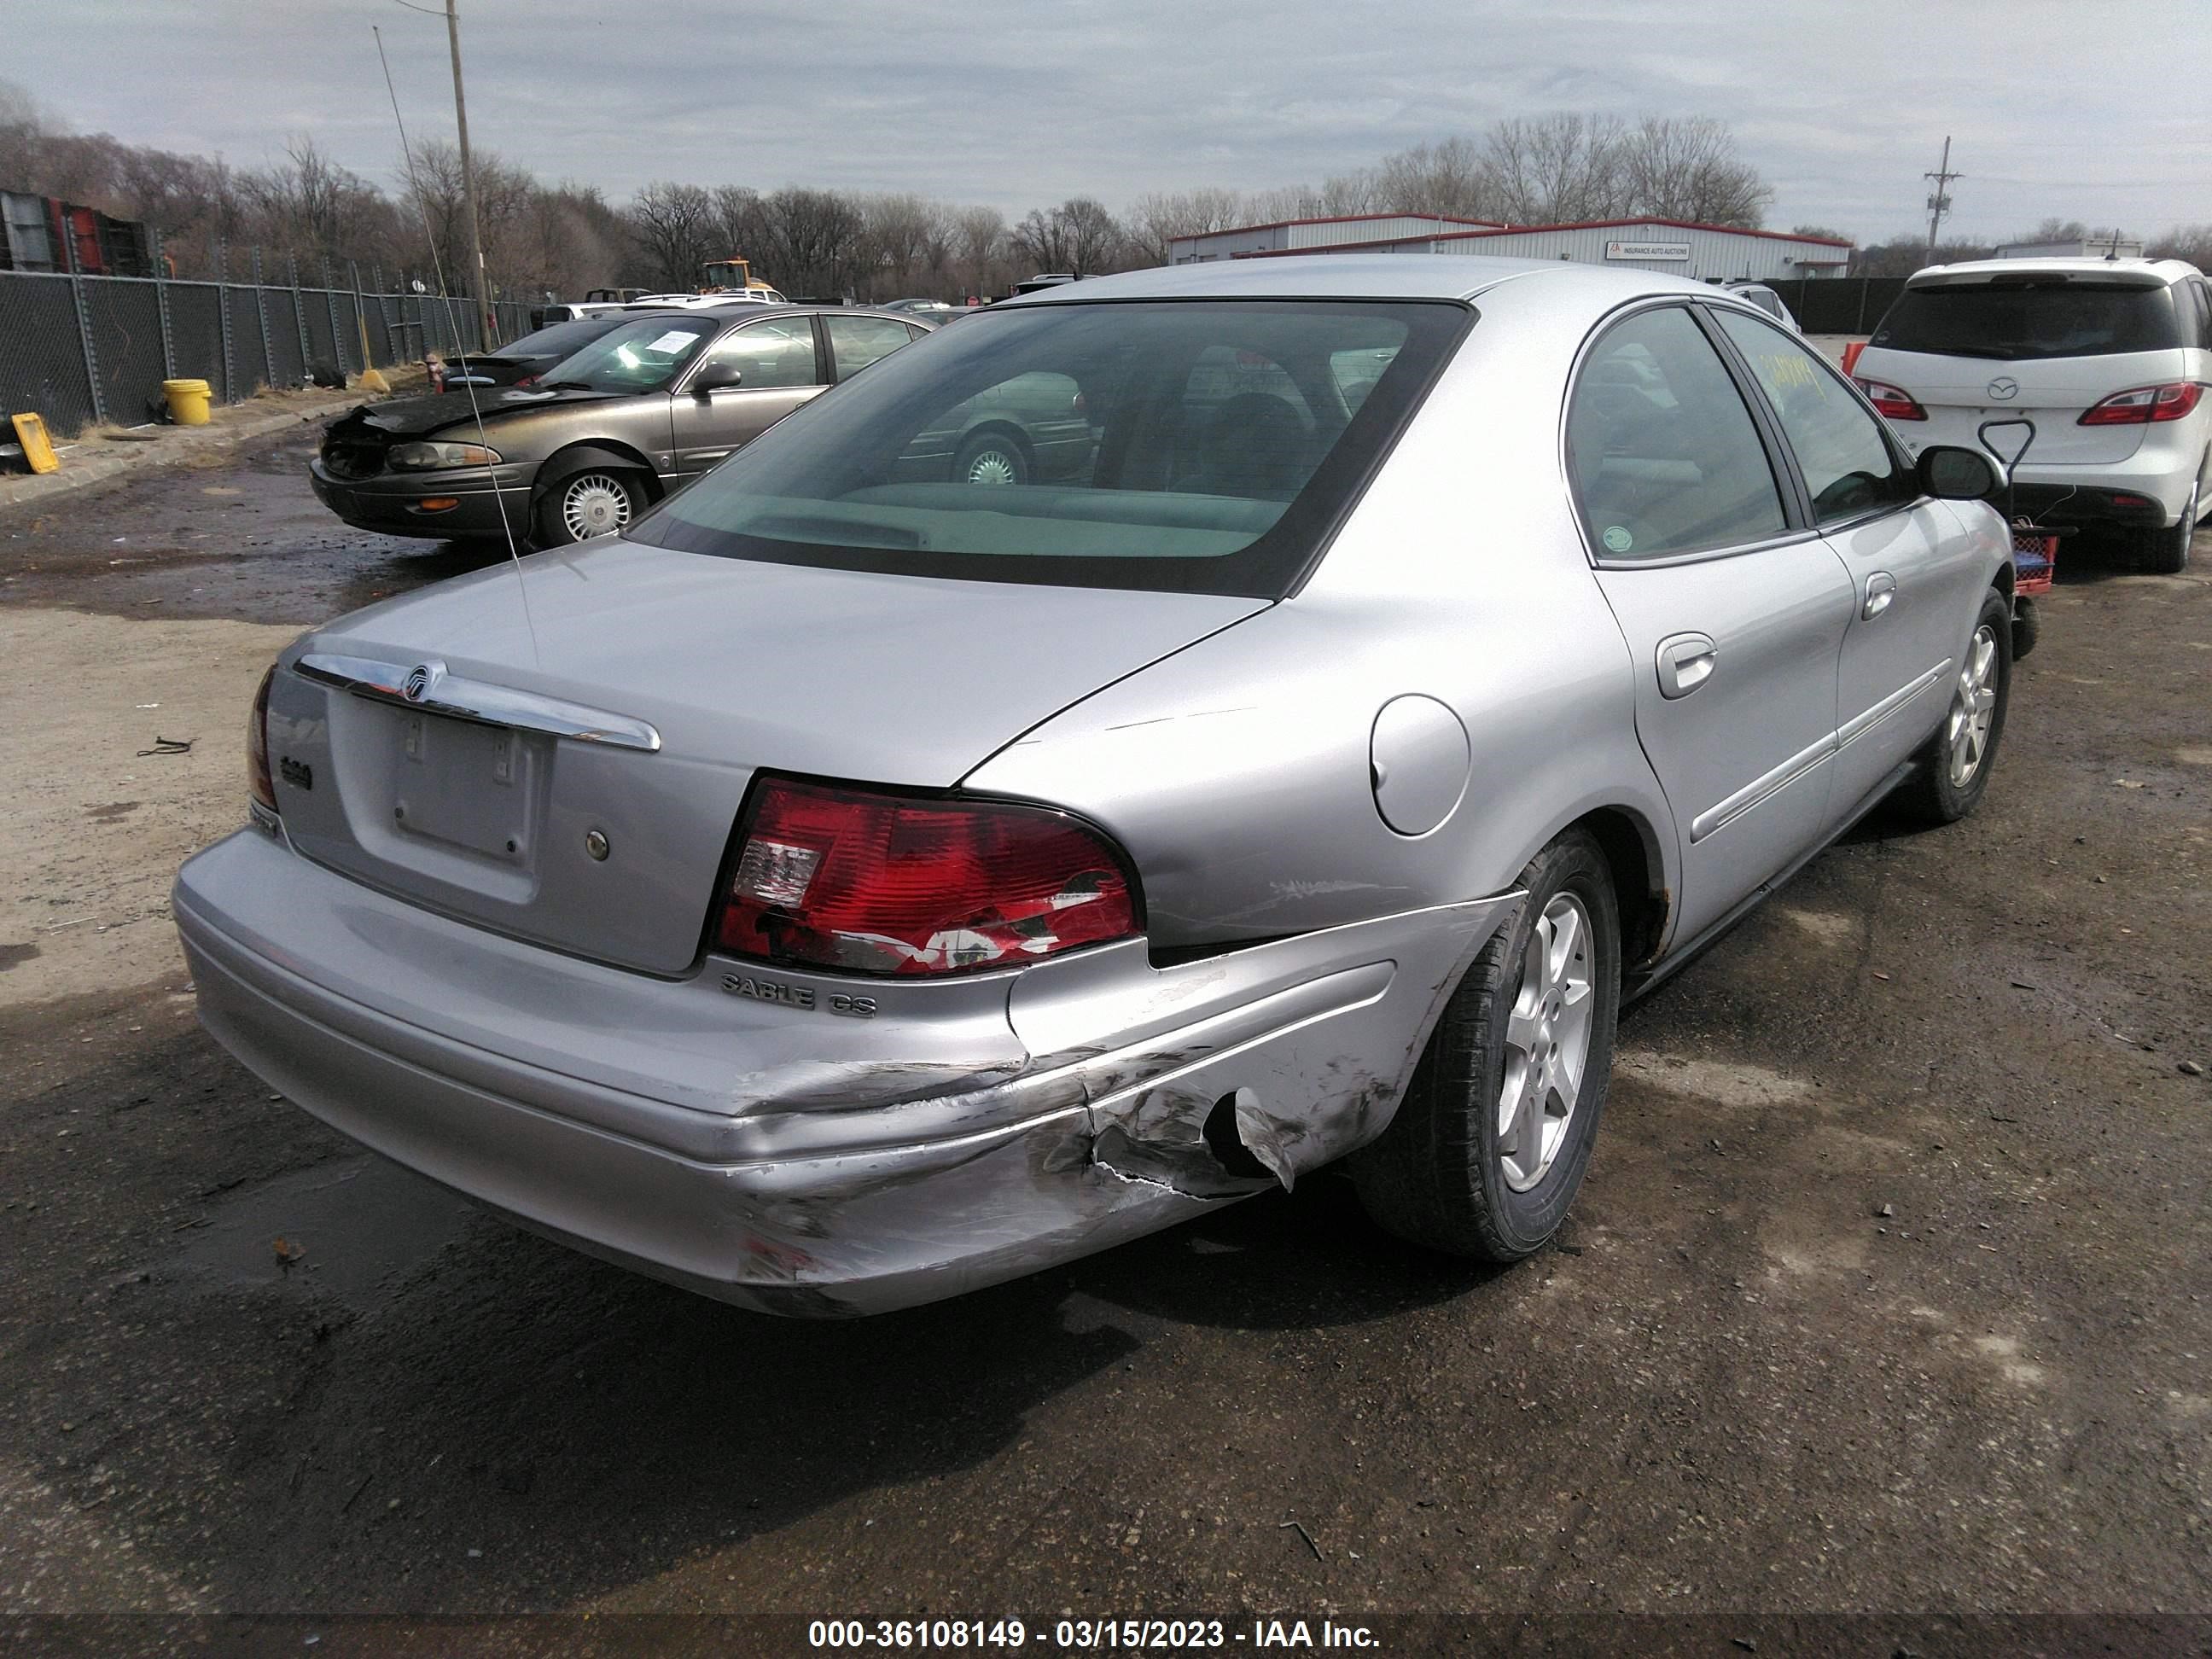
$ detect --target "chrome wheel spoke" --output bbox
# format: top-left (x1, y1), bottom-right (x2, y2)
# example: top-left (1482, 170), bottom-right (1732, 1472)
top-left (1946, 624), bottom-right (1999, 787)
top-left (1505, 1003), bottom-right (1544, 1052)
top-left (1496, 889), bottom-right (1598, 1192)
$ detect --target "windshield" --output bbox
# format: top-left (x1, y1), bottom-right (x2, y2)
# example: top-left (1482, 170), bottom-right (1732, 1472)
top-left (1872, 280), bottom-right (2180, 359)
top-left (533, 315), bottom-right (719, 392)
top-left (625, 299), bottom-right (1470, 597)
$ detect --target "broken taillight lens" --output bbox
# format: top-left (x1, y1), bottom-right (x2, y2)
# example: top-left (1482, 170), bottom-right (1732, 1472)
top-left (714, 777), bottom-right (1139, 976)
top-left (247, 664), bottom-right (277, 815)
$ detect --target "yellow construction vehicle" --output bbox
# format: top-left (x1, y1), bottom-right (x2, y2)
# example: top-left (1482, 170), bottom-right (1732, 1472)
top-left (701, 257), bottom-right (785, 301)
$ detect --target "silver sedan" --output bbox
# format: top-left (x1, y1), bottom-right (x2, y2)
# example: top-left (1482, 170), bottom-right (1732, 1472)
top-left (173, 255), bottom-right (2018, 1316)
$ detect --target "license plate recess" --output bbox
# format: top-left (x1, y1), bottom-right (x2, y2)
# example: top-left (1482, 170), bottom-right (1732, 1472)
top-left (392, 710), bottom-right (538, 862)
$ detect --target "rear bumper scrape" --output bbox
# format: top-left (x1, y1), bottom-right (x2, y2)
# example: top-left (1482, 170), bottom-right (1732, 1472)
top-left (174, 828), bottom-right (1516, 1315)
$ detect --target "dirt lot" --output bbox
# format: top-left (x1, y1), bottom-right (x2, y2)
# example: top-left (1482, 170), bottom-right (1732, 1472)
top-left (1, 439), bottom-right (2208, 1654)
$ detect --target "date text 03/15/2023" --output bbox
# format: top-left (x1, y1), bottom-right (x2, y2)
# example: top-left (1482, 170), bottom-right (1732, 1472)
top-left (805, 1618), bottom-right (1382, 1650)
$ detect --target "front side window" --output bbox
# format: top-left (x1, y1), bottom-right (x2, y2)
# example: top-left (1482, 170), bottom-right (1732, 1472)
top-left (537, 317), bottom-right (718, 393)
top-left (1565, 306), bottom-right (1789, 561)
top-left (626, 299), bottom-right (1469, 597)
top-left (700, 315), bottom-right (820, 390)
top-left (826, 314), bottom-right (920, 379)
top-left (1713, 309), bottom-right (1913, 527)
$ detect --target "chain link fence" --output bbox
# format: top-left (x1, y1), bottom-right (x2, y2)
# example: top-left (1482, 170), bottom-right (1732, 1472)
top-left (0, 260), bottom-right (531, 438)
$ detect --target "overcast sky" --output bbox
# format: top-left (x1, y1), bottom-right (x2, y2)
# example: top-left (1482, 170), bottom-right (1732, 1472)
top-left (13, 0), bottom-right (2210, 242)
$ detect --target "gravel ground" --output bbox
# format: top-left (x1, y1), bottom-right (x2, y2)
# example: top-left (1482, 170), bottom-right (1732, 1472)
top-left (1, 440), bottom-right (2208, 1655)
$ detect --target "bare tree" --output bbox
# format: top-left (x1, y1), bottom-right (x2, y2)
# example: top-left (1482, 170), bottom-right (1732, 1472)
top-left (1483, 114), bottom-right (1631, 224)
top-left (1854, 232), bottom-right (1994, 276)
top-left (1010, 197), bottom-right (1125, 277)
top-left (1126, 186), bottom-right (1246, 265)
top-left (2148, 223), bottom-right (2212, 267)
top-left (751, 187), bottom-right (867, 298)
top-left (242, 138), bottom-right (397, 273)
top-left (1376, 137), bottom-right (1497, 220)
top-left (951, 205), bottom-right (1006, 298)
top-left (624, 180), bottom-right (716, 291)
top-left (857, 192), bottom-right (944, 298)
top-left (1619, 116), bottom-right (1772, 227)
top-left (1244, 169), bottom-right (1381, 224)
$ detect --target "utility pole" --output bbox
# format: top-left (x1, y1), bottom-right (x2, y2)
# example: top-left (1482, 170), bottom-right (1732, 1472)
top-left (444, 0), bottom-right (495, 346)
top-left (1924, 136), bottom-right (1963, 260)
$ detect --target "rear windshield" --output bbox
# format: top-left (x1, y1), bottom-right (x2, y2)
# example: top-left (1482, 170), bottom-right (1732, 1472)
top-left (625, 299), bottom-right (1469, 597)
top-left (1871, 280), bottom-right (2180, 359)
top-left (499, 317), bottom-right (624, 358)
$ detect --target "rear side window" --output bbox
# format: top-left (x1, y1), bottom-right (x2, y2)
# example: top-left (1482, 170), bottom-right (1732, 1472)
top-left (1713, 310), bottom-right (1914, 527)
top-left (1871, 281), bottom-right (2181, 359)
top-left (826, 314), bottom-right (919, 380)
top-left (1566, 306), bottom-right (1789, 561)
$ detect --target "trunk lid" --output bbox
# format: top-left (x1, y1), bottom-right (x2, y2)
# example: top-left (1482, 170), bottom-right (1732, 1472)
top-left (266, 541), bottom-right (1264, 975)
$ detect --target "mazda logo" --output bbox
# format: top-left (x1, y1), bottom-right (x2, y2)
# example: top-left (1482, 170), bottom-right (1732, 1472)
top-left (1987, 377), bottom-right (2019, 401)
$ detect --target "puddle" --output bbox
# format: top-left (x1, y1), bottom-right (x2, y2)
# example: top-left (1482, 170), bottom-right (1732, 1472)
top-left (166, 1155), bottom-right (476, 1311)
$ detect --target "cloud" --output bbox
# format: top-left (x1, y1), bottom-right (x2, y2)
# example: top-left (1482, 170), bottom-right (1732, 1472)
top-left (12, 0), bottom-right (2209, 237)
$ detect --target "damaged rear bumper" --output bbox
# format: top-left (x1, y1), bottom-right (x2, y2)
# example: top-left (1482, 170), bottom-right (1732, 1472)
top-left (173, 829), bottom-right (1516, 1316)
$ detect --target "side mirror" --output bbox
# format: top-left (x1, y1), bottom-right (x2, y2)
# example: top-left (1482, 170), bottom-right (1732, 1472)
top-left (1918, 445), bottom-right (1998, 501)
top-left (690, 363), bottom-right (742, 397)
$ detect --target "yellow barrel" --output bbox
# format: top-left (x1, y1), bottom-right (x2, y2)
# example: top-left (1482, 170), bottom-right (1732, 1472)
top-left (161, 378), bottom-right (212, 426)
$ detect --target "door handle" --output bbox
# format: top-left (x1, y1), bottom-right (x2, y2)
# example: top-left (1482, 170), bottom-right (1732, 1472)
top-left (1656, 632), bottom-right (1718, 699)
top-left (1861, 571), bottom-right (1896, 620)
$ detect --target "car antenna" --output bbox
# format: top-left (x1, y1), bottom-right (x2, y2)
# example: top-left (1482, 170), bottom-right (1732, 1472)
top-left (374, 22), bottom-right (541, 668)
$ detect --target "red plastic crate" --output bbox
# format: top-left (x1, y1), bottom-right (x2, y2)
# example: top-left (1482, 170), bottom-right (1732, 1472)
top-left (2011, 530), bottom-right (2057, 596)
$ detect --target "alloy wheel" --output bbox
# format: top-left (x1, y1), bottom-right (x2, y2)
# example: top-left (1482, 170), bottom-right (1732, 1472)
top-left (1498, 891), bottom-right (1595, 1191)
top-left (1947, 623), bottom-right (2000, 787)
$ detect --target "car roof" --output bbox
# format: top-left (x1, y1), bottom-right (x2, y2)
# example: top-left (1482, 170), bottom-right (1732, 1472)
top-left (1906, 256), bottom-right (2196, 287)
top-left (995, 253), bottom-right (1741, 312)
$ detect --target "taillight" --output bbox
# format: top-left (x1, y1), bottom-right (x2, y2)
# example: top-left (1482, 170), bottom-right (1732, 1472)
top-left (514, 374), bottom-right (538, 387)
top-left (2078, 381), bottom-right (2205, 425)
top-left (1854, 377), bottom-right (1926, 421)
top-left (247, 665), bottom-right (277, 814)
top-left (714, 777), bottom-right (1139, 976)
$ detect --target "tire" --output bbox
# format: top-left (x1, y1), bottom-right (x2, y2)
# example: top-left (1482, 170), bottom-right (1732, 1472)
top-left (1351, 829), bottom-right (1620, 1261)
top-left (2139, 480), bottom-right (2197, 575)
top-left (1895, 587), bottom-right (2011, 826)
top-left (535, 468), bottom-right (643, 546)
top-left (2010, 593), bottom-right (2040, 661)
top-left (952, 428), bottom-right (1028, 486)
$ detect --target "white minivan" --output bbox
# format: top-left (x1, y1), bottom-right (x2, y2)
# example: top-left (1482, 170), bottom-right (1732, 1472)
top-left (1853, 258), bottom-right (2211, 572)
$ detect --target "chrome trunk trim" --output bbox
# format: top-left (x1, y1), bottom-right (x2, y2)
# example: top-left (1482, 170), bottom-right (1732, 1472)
top-left (295, 652), bottom-right (662, 753)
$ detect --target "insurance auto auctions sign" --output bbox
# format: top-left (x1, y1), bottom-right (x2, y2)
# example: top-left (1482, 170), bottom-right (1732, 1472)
top-left (1604, 240), bottom-right (1691, 261)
